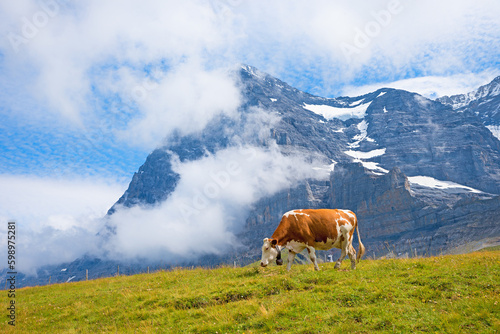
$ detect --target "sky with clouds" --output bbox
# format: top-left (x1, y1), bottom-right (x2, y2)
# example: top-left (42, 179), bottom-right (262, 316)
top-left (1, 0), bottom-right (500, 272)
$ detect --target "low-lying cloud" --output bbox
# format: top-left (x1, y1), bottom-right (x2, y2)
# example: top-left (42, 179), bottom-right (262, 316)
top-left (0, 175), bottom-right (125, 274)
top-left (105, 142), bottom-right (330, 262)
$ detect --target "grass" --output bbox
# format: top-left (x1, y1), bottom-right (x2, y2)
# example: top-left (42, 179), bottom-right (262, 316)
top-left (1, 250), bottom-right (499, 333)
top-left (479, 245), bottom-right (500, 252)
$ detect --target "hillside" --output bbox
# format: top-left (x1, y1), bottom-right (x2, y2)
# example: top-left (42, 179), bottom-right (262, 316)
top-left (2, 251), bottom-right (499, 333)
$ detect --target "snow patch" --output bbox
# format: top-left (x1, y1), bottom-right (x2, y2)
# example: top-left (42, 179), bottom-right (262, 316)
top-left (66, 276), bottom-right (76, 283)
top-left (344, 148), bottom-right (386, 160)
top-left (270, 98), bottom-right (277, 102)
top-left (491, 83), bottom-right (500, 97)
top-left (344, 148), bottom-right (388, 174)
top-left (383, 107), bottom-right (388, 113)
top-left (303, 102), bottom-right (371, 121)
top-left (486, 125), bottom-right (500, 141)
top-left (348, 120), bottom-right (376, 148)
top-left (408, 176), bottom-right (483, 194)
top-left (355, 160), bottom-right (389, 174)
top-left (349, 99), bottom-right (364, 107)
top-left (61, 268), bottom-right (67, 272)
top-left (329, 161), bottom-right (336, 171)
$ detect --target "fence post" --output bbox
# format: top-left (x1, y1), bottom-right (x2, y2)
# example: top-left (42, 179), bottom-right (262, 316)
top-left (86, 269), bottom-right (88, 281)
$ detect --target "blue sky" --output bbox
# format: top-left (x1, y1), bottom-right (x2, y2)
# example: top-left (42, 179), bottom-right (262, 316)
top-left (2, 0), bottom-right (500, 180)
top-left (1, 0), bottom-right (500, 271)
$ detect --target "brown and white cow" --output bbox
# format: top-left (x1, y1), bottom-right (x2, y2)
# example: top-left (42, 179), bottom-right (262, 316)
top-left (260, 209), bottom-right (365, 271)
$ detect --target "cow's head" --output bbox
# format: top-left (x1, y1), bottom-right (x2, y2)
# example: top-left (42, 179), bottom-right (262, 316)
top-left (260, 238), bottom-right (283, 267)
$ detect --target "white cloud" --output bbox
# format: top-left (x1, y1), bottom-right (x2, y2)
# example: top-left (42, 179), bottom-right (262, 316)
top-left (341, 70), bottom-right (500, 98)
top-left (0, 0), bottom-right (236, 125)
top-left (2, 0), bottom-right (499, 126)
top-left (0, 175), bottom-right (126, 274)
top-left (105, 144), bottom-right (330, 261)
top-left (230, 0), bottom-right (500, 96)
top-left (112, 62), bottom-right (242, 149)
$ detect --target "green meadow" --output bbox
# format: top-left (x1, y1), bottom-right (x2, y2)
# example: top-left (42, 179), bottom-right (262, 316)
top-left (2, 249), bottom-right (499, 333)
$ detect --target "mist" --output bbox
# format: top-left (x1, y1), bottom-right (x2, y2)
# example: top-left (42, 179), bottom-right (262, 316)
top-left (105, 126), bottom-right (331, 263)
top-left (0, 175), bottom-right (125, 275)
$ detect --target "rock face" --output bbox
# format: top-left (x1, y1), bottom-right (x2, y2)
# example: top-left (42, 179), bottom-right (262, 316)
top-left (108, 150), bottom-right (180, 213)
top-left (438, 76), bottom-right (500, 126)
top-left (327, 163), bottom-right (500, 257)
top-left (367, 91), bottom-right (500, 194)
top-left (438, 76), bottom-right (500, 141)
top-left (10, 66), bottom-right (500, 287)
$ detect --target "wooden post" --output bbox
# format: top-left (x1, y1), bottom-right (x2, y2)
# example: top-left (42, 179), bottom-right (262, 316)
top-left (117, 265), bottom-right (119, 276)
top-left (49, 276), bottom-right (51, 285)
top-left (147, 266), bottom-right (149, 274)
top-left (86, 269), bottom-right (88, 281)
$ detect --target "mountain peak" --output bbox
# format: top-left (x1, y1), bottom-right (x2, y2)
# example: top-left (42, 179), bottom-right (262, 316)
top-left (437, 75), bottom-right (500, 110)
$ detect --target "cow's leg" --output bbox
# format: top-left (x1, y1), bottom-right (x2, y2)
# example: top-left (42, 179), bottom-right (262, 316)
top-left (348, 244), bottom-right (357, 270)
top-left (287, 251), bottom-right (297, 271)
top-left (334, 239), bottom-right (349, 269)
top-left (307, 247), bottom-right (320, 271)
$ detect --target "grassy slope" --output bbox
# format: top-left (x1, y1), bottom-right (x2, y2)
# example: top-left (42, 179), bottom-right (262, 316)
top-left (2, 251), bottom-right (499, 333)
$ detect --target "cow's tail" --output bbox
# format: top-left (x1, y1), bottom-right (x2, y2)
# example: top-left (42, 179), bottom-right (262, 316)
top-left (356, 220), bottom-right (366, 263)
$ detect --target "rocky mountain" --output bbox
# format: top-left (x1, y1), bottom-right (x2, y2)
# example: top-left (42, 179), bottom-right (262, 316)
top-left (112, 68), bottom-right (500, 209)
top-left (109, 65), bottom-right (500, 259)
top-left (438, 75), bottom-right (500, 140)
top-left (437, 75), bottom-right (500, 119)
top-left (10, 66), bottom-right (500, 287)
top-left (328, 163), bottom-right (500, 257)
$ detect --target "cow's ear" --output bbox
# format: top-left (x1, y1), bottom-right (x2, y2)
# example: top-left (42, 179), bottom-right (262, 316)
top-left (271, 239), bottom-right (277, 246)
top-left (263, 238), bottom-right (268, 243)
